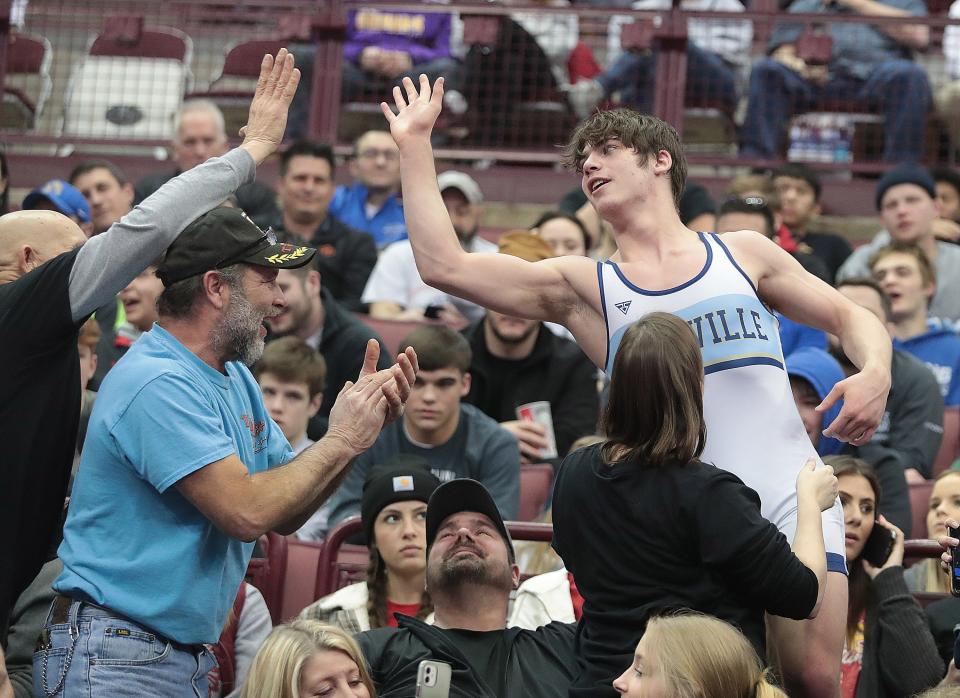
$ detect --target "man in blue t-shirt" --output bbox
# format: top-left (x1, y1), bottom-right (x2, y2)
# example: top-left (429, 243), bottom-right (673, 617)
top-left (41, 205), bottom-right (417, 694)
top-left (870, 242), bottom-right (960, 407)
top-left (329, 130), bottom-right (407, 248)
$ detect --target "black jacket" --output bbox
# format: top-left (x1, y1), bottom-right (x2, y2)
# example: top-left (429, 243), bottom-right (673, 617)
top-left (854, 567), bottom-right (943, 698)
top-left (311, 289), bottom-right (390, 426)
top-left (357, 615), bottom-right (577, 698)
top-left (462, 320), bottom-right (599, 458)
top-left (135, 169), bottom-right (279, 229)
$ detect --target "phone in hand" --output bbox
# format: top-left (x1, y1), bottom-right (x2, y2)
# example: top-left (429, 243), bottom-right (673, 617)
top-left (861, 521), bottom-right (895, 568)
top-left (950, 526), bottom-right (960, 597)
top-left (416, 659), bottom-right (451, 698)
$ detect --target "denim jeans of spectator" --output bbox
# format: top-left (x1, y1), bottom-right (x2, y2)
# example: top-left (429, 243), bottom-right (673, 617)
top-left (597, 43), bottom-right (738, 115)
top-left (32, 597), bottom-right (215, 697)
top-left (739, 57), bottom-right (932, 162)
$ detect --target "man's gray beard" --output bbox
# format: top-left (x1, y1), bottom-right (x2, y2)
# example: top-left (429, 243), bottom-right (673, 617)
top-left (426, 552), bottom-right (513, 596)
top-left (213, 285), bottom-right (266, 367)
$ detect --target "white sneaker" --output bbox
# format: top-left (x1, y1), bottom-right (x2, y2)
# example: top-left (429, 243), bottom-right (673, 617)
top-left (566, 79), bottom-right (604, 120)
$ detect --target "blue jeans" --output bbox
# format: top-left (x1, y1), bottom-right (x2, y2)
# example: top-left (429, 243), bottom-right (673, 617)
top-left (597, 43), bottom-right (737, 114)
top-left (32, 598), bottom-right (216, 697)
top-left (740, 57), bottom-right (931, 161)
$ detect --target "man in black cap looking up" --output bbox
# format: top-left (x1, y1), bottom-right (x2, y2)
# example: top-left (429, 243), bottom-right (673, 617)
top-left (838, 162), bottom-right (960, 322)
top-left (357, 478), bottom-right (577, 698)
top-left (37, 204), bottom-right (419, 694)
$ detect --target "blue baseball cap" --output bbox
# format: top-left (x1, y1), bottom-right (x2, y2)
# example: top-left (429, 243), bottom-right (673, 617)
top-left (22, 179), bottom-right (91, 223)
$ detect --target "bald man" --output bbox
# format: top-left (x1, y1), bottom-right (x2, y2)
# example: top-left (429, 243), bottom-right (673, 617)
top-left (0, 49), bottom-right (301, 675)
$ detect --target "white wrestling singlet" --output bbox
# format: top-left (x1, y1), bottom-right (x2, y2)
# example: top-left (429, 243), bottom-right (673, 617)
top-left (599, 232), bottom-right (846, 573)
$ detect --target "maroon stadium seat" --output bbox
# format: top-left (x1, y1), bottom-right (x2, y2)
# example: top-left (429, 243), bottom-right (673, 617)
top-left (518, 463), bottom-right (554, 521)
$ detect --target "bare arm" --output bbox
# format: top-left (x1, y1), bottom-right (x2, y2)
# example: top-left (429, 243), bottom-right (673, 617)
top-left (381, 75), bottom-right (583, 324)
top-left (176, 344), bottom-right (416, 541)
top-left (68, 50), bottom-right (301, 321)
top-left (792, 460), bottom-right (838, 618)
top-left (729, 230), bottom-right (892, 444)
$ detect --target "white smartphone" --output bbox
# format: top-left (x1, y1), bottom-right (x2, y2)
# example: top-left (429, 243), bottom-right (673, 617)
top-left (416, 659), bottom-right (452, 698)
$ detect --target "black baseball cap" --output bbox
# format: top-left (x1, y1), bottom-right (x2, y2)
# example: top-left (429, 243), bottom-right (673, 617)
top-left (156, 207), bottom-right (317, 286)
top-left (426, 479), bottom-right (514, 560)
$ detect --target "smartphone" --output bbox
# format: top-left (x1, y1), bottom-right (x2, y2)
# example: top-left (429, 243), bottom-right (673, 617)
top-left (861, 522), bottom-right (895, 568)
top-left (950, 526), bottom-right (960, 597)
top-left (416, 659), bottom-right (452, 698)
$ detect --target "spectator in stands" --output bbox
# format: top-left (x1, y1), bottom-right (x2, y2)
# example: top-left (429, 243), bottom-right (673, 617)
top-left (69, 160), bottom-right (143, 384)
top-left (273, 140), bottom-right (376, 312)
top-left (300, 463), bottom-right (440, 631)
top-left (22, 180), bottom-right (92, 237)
top-left (325, 325), bottom-right (520, 532)
top-left (113, 255), bottom-right (164, 360)
top-left (75, 317), bottom-right (100, 460)
top-left (787, 347), bottom-right (846, 458)
top-left (208, 582), bottom-right (273, 698)
top-left (463, 232), bottom-right (599, 462)
top-left (363, 170), bottom-right (496, 323)
top-left (43, 199), bottom-right (416, 694)
top-left (552, 312), bottom-right (836, 696)
top-left (827, 454), bottom-right (943, 697)
top-left (356, 478), bottom-right (577, 696)
top-left (937, 5), bottom-right (960, 169)
top-left (773, 162), bottom-right (853, 281)
top-left (240, 620), bottom-right (376, 698)
top-left (328, 130), bottom-right (406, 249)
top-left (930, 166), bottom-right (960, 244)
top-left (135, 99), bottom-right (279, 228)
top-left (870, 243), bottom-right (960, 407)
top-left (530, 210), bottom-right (591, 258)
top-left (566, 0), bottom-right (750, 120)
top-left (906, 470), bottom-right (960, 594)
top-left (253, 337), bottom-right (328, 539)
top-left (265, 264), bottom-right (390, 423)
top-left (716, 194), bottom-right (830, 281)
top-left (839, 164), bottom-right (960, 323)
top-left (739, 0), bottom-right (931, 163)
top-left (612, 613), bottom-right (788, 698)
top-left (0, 52), bottom-right (301, 692)
top-left (834, 278), bottom-right (940, 515)
top-left (69, 159), bottom-right (134, 236)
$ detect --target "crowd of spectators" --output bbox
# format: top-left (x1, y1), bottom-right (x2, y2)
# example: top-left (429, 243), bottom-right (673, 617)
top-left (7, 2), bottom-right (960, 695)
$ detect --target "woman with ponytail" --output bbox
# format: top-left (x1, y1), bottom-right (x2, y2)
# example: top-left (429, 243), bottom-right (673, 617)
top-left (826, 455), bottom-right (943, 697)
top-left (299, 461), bottom-right (440, 632)
top-left (613, 613), bottom-right (787, 698)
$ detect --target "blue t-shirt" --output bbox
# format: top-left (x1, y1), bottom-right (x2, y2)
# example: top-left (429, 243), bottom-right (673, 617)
top-left (329, 182), bottom-right (407, 249)
top-left (55, 325), bottom-right (293, 644)
top-left (894, 321), bottom-right (960, 407)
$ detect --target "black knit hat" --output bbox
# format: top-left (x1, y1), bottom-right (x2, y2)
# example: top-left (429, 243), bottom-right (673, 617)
top-left (875, 163), bottom-right (936, 210)
top-left (361, 456), bottom-right (441, 545)
top-left (156, 207), bottom-right (316, 286)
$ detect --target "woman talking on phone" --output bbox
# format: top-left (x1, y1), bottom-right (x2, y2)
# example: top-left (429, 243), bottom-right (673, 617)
top-left (552, 312), bottom-right (840, 697)
top-left (825, 455), bottom-right (942, 697)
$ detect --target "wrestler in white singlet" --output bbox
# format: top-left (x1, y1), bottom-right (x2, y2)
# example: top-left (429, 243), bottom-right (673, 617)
top-left (600, 232), bottom-right (847, 573)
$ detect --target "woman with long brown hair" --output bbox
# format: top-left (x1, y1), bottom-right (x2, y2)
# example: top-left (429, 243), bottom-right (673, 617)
top-left (551, 312), bottom-right (839, 697)
top-left (826, 455), bottom-right (942, 697)
top-left (299, 463), bottom-right (440, 632)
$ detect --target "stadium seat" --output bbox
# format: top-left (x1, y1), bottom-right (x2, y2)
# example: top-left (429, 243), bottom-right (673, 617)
top-left (518, 463), bottom-right (554, 521)
top-left (186, 39), bottom-right (287, 138)
top-left (2, 33), bottom-right (52, 130)
top-left (61, 20), bottom-right (192, 140)
top-left (910, 480), bottom-right (935, 541)
top-left (933, 406), bottom-right (960, 478)
top-left (278, 536), bottom-right (325, 623)
top-left (353, 314), bottom-right (434, 356)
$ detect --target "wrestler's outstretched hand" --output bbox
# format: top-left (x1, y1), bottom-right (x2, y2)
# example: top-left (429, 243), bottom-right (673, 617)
top-left (381, 74), bottom-right (444, 146)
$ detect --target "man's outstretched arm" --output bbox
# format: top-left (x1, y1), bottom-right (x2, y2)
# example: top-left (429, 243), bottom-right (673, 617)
top-left (68, 49), bottom-right (301, 322)
top-left (381, 75), bottom-right (583, 324)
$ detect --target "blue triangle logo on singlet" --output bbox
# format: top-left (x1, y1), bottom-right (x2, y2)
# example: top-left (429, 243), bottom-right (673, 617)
top-left (615, 300), bottom-right (632, 315)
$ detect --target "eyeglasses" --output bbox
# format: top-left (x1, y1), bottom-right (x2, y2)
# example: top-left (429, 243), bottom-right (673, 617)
top-left (356, 148), bottom-right (400, 162)
top-left (215, 226), bottom-right (277, 269)
top-left (724, 196), bottom-right (772, 213)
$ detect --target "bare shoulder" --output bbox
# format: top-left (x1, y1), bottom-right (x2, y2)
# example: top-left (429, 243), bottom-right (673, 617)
top-left (715, 230), bottom-right (791, 280)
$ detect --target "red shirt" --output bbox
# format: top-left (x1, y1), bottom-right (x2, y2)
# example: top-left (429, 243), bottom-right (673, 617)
top-left (386, 600), bottom-right (421, 628)
top-left (568, 572), bottom-right (585, 621)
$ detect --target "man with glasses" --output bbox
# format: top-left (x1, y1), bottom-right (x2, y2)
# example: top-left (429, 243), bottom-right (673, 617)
top-left (329, 130), bottom-right (407, 249)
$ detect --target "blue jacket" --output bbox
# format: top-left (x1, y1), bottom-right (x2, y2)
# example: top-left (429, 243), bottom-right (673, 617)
top-left (329, 183), bottom-right (407, 249)
top-left (786, 347), bottom-right (845, 456)
top-left (894, 320), bottom-right (960, 407)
